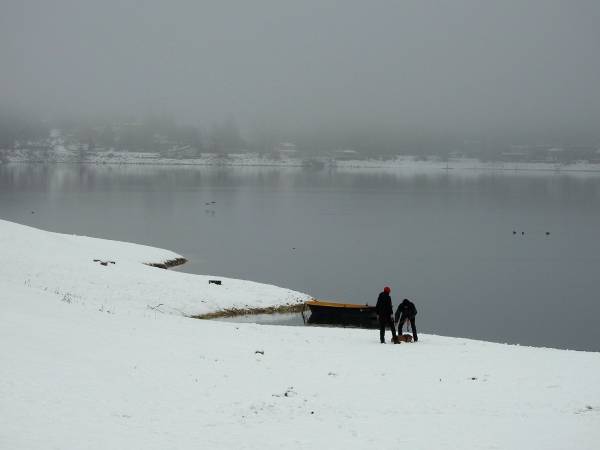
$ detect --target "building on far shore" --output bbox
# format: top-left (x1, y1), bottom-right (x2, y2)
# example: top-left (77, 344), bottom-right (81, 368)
top-left (273, 142), bottom-right (298, 159)
top-left (332, 149), bottom-right (359, 160)
top-left (546, 147), bottom-right (565, 162)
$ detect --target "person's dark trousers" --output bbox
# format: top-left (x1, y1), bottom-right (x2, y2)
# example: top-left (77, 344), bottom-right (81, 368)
top-left (379, 315), bottom-right (397, 343)
top-left (398, 316), bottom-right (418, 341)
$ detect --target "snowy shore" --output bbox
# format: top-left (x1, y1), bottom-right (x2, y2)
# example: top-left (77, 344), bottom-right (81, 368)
top-left (4, 148), bottom-right (600, 174)
top-left (1, 219), bottom-right (599, 449)
top-left (0, 219), bottom-right (309, 317)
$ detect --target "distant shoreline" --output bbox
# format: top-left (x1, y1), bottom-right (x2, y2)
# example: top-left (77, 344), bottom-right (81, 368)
top-left (4, 153), bottom-right (600, 174)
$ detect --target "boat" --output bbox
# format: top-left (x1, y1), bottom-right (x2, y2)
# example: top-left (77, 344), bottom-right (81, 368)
top-left (303, 299), bottom-right (379, 328)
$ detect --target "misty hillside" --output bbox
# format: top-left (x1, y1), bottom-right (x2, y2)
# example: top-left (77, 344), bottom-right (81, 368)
top-left (1, 1), bottom-right (600, 155)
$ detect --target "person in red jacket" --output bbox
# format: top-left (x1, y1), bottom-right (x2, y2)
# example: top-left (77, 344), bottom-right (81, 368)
top-left (375, 286), bottom-right (398, 344)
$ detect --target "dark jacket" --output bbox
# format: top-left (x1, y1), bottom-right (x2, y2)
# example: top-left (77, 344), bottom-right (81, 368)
top-left (395, 299), bottom-right (417, 322)
top-left (376, 292), bottom-right (393, 317)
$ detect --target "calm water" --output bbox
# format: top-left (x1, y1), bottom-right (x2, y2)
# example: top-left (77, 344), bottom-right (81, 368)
top-left (2, 163), bottom-right (600, 351)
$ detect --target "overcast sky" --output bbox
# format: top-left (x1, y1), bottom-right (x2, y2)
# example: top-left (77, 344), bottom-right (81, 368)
top-left (1, 0), bottom-right (599, 141)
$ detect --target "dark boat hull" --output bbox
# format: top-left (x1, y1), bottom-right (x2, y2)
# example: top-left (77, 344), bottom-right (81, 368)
top-left (305, 301), bottom-right (379, 328)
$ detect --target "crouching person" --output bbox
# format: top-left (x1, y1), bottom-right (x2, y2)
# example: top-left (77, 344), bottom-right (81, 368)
top-left (395, 298), bottom-right (418, 342)
top-left (376, 286), bottom-right (398, 344)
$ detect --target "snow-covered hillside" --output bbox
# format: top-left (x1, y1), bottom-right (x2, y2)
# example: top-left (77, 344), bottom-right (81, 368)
top-left (0, 219), bottom-right (309, 316)
top-left (1, 219), bottom-right (599, 449)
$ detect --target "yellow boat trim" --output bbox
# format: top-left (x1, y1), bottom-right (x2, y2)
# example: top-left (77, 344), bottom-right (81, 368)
top-left (305, 299), bottom-right (373, 309)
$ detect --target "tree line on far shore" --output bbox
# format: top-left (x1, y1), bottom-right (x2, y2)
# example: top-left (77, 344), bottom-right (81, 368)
top-left (0, 108), bottom-right (247, 158)
top-left (1, 107), bottom-right (599, 163)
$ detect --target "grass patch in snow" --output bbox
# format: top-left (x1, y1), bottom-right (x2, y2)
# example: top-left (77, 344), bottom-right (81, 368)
top-left (191, 302), bottom-right (306, 319)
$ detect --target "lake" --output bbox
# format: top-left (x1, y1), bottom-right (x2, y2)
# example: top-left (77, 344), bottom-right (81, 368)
top-left (1, 163), bottom-right (599, 351)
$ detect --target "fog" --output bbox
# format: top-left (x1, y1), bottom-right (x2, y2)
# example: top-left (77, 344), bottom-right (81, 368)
top-left (1, 0), bottom-right (600, 145)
